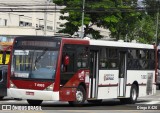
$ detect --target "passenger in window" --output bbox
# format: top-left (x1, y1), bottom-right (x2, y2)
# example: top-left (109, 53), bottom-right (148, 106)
top-left (63, 53), bottom-right (70, 72)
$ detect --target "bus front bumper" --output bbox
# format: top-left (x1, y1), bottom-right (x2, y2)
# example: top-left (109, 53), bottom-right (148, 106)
top-left (7, 88), bottom-right (59, 101)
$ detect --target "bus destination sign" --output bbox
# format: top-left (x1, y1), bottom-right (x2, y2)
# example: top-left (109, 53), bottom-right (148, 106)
top-left (17, 41), bottom-right (58, 48)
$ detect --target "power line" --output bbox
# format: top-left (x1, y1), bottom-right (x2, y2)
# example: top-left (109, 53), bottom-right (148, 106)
top-left (0, 7), bottom-right (159, 13)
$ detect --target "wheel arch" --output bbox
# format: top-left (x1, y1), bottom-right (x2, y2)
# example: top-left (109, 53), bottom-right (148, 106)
top-left (132, 81), bottom-right (139, 97)
top-left (79, 82), bottom-right (86, 91)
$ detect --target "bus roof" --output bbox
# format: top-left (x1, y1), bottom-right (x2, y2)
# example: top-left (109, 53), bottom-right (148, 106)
top-left (14, 36), bottom-right (154, 49)
top-left (89, 40), bottom-right (154, 49)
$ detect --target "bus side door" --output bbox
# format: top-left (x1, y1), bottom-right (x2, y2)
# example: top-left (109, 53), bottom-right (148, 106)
top-left (89, 50), bottom-right (99, 98)
top-left (118, 51), bottom-right (127, 97)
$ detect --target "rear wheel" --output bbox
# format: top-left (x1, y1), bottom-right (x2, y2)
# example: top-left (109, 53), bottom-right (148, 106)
top-left (128, 84), bottom-right (138, 104)
top-left (68, 85), bottom-right (86, 106)
top-left (120, 84), bottom-right (138, 104)
top-left (27, 99), bottom-right (43, 106)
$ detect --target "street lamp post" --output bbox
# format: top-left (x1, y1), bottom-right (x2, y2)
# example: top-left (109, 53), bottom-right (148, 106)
top-left (81, 0), bottom-right (85, 39)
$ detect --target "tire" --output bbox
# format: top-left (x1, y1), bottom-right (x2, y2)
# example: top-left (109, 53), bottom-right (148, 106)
top-left (27, 99), bottom-right (43, 106)
top-left (68, 85), bottom-right (86, 106)
top-left (120, 84), bottom-right (138, 104)
top-left (87, 99), bottom-right (102, 104)
top-left (128, 84), bottom-right (138, 104)
top-left (0, 96), bottom-right (4, 100)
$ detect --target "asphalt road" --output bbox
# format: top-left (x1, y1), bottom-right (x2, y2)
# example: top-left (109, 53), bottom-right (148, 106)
top-left (0, 90), bottom-right (160, 113)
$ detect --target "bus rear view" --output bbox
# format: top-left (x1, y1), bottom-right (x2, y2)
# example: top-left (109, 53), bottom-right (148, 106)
top-left (8, 36), bottom-right (61, 105)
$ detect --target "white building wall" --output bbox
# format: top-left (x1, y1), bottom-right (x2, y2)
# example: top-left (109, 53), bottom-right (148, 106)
top-left (0, 0), bottom-right (66, 40)
top-left (0, 0), bottom-right (110, 41)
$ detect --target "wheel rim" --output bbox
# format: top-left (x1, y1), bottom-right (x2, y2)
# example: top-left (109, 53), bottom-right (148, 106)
top-left (76, 90), bottom-right (83, 103)
top-left (132, 88), bottom-right (137, 101)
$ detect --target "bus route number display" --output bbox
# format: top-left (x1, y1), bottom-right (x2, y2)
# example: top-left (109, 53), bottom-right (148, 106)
top-left (17, 41), bottom-right (57, 48)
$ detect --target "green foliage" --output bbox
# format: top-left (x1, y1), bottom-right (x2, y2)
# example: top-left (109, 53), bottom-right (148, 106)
top-left (143, 0), bottom-right (160, 44)
top-left (53, 0), bottom-right (158, 44)
top-left (132, 14), bottom-right (156, 44)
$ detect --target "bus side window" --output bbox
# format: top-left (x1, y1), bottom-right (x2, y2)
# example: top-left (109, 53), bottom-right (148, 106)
top-left (61, 53), bottom-right (70, 72)
top-left (99, 48), bottom-right (108, 68)
top-left (108, 48), bottom-right (118, 69)
top-left (76, 46), bottom-right (89, 69)
top-left (61, 45), bottom-right (75, 73)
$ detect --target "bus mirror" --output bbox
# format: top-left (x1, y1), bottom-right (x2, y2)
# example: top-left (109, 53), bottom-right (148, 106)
top-left (2, 52), bottom-right (6, 64)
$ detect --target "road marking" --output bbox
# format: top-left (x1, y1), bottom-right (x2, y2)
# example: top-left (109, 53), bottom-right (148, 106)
top-left (145, 101), bottom-right (159, 104)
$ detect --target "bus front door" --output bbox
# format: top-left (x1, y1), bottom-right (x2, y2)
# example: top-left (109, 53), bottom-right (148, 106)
top-left (118, 51), bottom-right (127, 97)
top-left (0, 69), bottom-right (7, 99)
top-left (89, 50), bottom-right (99, 98)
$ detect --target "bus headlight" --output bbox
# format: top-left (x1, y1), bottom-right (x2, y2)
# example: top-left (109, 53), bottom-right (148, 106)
top-left (45, 84), bottom-right (54, 91)
top-left (10, 81), bottom-right (16, 88)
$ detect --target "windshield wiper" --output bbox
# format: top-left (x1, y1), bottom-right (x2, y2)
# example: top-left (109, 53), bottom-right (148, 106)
top-left (35, 48), bottom-right (48, 63)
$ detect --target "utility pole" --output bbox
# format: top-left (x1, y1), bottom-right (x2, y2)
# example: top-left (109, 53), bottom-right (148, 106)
top-left (44, 0), bottom-right (49, 36)
top-left (54, 4), bottom-right (57, 35)
top-left (156, 0), bottom-right (160, 45)
top-left (81, 0), bottom-right (85, 39)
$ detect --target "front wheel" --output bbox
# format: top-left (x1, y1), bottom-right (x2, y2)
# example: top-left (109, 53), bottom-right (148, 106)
top-left (128, 84), bottom-right (138, 104)
top-left (27, 99), bottom-right (43, 106)
top-left (68, 85), bottom-right (86, 106)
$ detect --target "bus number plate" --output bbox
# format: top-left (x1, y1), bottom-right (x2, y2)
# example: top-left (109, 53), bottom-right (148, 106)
top-left (26, 91), bottom-right (34, 96)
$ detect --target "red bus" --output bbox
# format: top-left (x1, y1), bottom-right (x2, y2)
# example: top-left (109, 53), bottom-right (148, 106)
top-left (7, 36), bottom-right (156, 106)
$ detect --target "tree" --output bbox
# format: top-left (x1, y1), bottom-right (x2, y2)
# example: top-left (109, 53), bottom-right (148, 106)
top-left (143, 0), bottom-right (160, 44)
top-left (53, 0), bottom-right (142, 40)
top-left (132, 14), bottom-right (156, 44)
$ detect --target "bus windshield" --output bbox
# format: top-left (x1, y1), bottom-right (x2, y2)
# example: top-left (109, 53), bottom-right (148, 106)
top-left (11, 49), bottom-right (58, 80)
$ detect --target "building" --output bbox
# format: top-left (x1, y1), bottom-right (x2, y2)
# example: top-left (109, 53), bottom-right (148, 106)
top-left (0, 0), bottom-right (66, 42)
top-left (0, 0), bottom-right (111, 42)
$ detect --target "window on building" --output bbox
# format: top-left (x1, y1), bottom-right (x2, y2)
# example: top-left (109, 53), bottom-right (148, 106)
top-left (0, 19), bottom-right (7, 26)
top-left (4, 19), bottom-right (7, 26)
top-left (19, 21), bottom-right (32, 27)
top-left (39, 25), bottom-right (44, 30)
top-left (47, 26), bottom-right (53, 30)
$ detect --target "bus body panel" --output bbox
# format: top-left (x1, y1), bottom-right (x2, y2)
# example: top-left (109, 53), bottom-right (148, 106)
top-left (97, 70), bottom-right (118, 99)
top-left (59, 69), bottom-right (90, 101)
top-left (11, 80), bottom-right (53, 90)
top-left (54, 38), bottom-right (89, 91)
top-left (127, 70), bottom-right (155, 97)
top-left (8, 88), bottom-right (59, 100)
